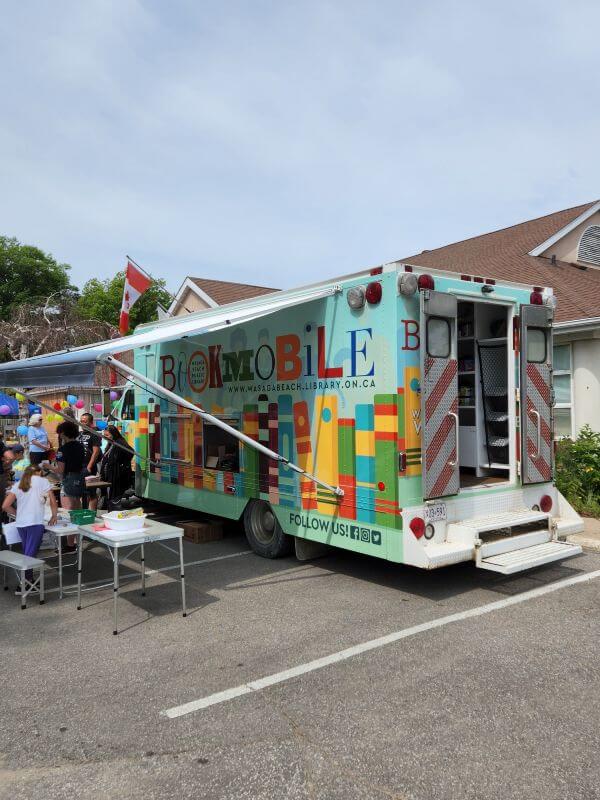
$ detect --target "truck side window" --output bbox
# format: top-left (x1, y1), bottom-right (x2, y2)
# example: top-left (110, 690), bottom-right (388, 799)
top-left (427, 317), bottom-right (451, 358)
top-left (203, 421), bottom-right (240, 472)
top-left (121, 389), bottom-right (135, 420)
top-left (527, 328), bottom-right (546, 363)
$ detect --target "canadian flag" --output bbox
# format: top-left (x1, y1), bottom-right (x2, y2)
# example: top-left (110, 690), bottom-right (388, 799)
top-left (119, 260), bottom-right (152, 335)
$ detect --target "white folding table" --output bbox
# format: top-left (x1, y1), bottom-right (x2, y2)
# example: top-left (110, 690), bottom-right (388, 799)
top-left (76, 519), bottom-right (187, 635)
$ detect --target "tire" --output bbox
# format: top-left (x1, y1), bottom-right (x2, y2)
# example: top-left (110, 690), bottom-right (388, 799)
top-left (243, 500), bottom-right (293, 558)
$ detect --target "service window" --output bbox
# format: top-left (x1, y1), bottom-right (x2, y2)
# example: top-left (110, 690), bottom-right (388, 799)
top-left (427, 317), bottom-right (451, 358)
top-left (203, 420), bottom-right (240, 472)
top-left (527, 328), bottom-right (547, 363)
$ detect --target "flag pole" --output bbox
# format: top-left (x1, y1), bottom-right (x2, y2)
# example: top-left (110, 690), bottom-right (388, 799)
top-left (126, 255), bottom-right (195, 315)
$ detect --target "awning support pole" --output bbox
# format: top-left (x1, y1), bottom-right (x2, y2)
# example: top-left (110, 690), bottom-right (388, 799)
top-left (103, 356), bottom-right (344, 498)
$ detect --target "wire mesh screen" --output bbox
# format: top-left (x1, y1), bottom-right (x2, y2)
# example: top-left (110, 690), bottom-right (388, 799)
top-left (477, 342), bottom-right (509, 465)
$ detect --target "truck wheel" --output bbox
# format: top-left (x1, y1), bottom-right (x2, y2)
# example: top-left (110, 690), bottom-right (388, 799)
top-left (243, 500), bottom-right (293, 558)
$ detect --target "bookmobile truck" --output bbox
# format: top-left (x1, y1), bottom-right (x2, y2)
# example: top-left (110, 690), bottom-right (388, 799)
top-left (0, 261), bottom-right (583, 574)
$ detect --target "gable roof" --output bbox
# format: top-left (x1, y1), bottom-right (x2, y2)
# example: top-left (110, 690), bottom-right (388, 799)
top-left (189, 277), bottom-right (277, 306)
top-left (402, 202), bottom-right (600, 323)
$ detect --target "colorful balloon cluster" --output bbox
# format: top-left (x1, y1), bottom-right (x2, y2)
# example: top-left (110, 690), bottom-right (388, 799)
top-left (0, 405), bottom-right (11, 415)
top-left (17, 424), bottom-right (28, 435)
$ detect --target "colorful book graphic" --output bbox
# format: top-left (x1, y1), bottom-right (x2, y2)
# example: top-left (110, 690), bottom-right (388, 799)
top-left (374, 394), bottom-right (400, 527)
top-left (338, 418), bottom-right (356, 519)
top-left (355, 403), bottom-right (375, 522)
top-left (268, 402), bottom-right (279, 506)
top-left (293, 400), bottom-right (317, 510)
top-left (404, 366), bottom-right (422, 476)
top-left (242, 403), bottom-right (259, 498)
top-left (278, 395), bottom-right (296, 507)
top-left (258, 393), bottom-right (270, 498)
top-left (314, 395), bottom-right (338, 515)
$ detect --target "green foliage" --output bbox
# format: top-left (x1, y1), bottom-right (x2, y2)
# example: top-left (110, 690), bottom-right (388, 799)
top-left (76, 271), bottom-right (171, 331)
top-left (0, 236), bottom-right (75, 319)
top-left (555, 425), bottom-right (600, 517)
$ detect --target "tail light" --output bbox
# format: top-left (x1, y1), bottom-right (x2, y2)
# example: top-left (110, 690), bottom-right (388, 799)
top-left (530, 290), bottom-right (543, 305)
top-left (540, 495), bottom-right (553, 512)
top-left (365, 281), bottom-right (382, 305)
top-left (409, 517), bottom-right (425, 539)
top-left (417, 274), bottom-right (435, 291)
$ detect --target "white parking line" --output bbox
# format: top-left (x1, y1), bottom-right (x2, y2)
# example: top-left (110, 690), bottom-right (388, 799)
top-left (161, 567), bottom-right (600, 719)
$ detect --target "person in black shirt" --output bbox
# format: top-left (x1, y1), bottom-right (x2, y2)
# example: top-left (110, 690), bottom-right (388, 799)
top-left (51, 420), bottom-right (86, 511)
top-left (79, 412), bottom-right (102, 510)
top-left (99, 425), bottom-right (133, 505)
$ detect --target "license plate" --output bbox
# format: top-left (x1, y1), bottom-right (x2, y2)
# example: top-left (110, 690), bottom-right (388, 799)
top-left (425, 502), bottom-right (446, 522)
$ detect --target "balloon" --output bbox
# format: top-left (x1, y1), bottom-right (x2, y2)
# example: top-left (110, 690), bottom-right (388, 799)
top-left (66, 394), bottom-right (77, 405)
top-left (60, 400), bottom-right (69, 409)
top-left (17, 425), bottom-right (28, 435)
top-left (75, 399), bottom-right (85, 409)
top-left (15, 393), bottom-right (25, 401)
top-left (53, 402), bottom-right (62, 411)
top-left (0, 405), bottom-right (10, 415)
top-left (109, 391), bottom-right (119, 401)
top-left (96, 420), bottom-right (108, 431)
top-left (93, 403), bottom-right (103, 412)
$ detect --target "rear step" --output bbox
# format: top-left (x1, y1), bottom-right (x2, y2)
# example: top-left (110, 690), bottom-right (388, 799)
top-left (478, 541), bottom-right (582, 574)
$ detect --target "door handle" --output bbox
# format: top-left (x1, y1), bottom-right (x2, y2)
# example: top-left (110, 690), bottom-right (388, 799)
top-left (530, 409), bottom-right (541, 458)
top-left (447, 412), bottom-right (459, 467)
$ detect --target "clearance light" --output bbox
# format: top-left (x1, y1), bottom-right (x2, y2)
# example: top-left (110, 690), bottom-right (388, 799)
top-left (417, 274), bottom-right (435, 291)
top-left (540, 495), bottom-right (553, 513)
top-left (424, 523), bottom-right (435, 540)
top-left (398, 273), bottom-right (418, 296)
top-left (365, 281), bottom-right (382, 305)
top-left (545, 295), bottom-right (558, 311)
top-left (409, 517), bottom-right (425, 539)
top-left (347, 285), bottom-right (366, 310)
top-left (530, 290), bottom-right (543, 305)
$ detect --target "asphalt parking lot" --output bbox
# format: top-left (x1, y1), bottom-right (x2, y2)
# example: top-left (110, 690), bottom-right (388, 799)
top-left (1, 521), bottom-right (600, 800)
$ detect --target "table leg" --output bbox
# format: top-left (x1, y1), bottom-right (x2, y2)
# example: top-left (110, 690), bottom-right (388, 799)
top-left (21, 568), bottom-right (26, 610)
top-left (77, 534), bottom-right (83, 610)
top-left (179, 536), bottom-right (187, 618)
top-left (141, 543), bottom-right (146, 597)
top-left (39, 565), bottom-right (45, 605)
top-left (113, 549), bottom-right (119, 635)
top-left (58, 536), bottom-right (63, 600)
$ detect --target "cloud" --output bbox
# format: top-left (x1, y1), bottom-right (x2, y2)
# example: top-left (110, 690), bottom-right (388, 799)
top-left (0, 0), bottom-right (599, 292)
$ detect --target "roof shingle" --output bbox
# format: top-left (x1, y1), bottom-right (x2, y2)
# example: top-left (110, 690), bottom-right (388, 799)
top-left (402, 202), bottom-right (600, 323)
top-left (190, 278), bottom-right (277, 306)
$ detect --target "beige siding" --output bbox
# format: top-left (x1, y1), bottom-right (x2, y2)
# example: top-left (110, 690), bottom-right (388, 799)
top-left (172, 287), bottom-right (211, 317)
top-left (541, 210), bottom-right (600, 267)
top-left (572, 338), bottom-right (600, 434)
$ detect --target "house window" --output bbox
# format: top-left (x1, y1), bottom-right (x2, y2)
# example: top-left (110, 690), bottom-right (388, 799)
top-left (553, 344), bottom-right (573, 438)
top-left (578, 225), bottom-right (600, 266)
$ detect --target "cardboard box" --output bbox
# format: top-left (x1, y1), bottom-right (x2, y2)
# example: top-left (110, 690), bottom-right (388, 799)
top-left (179, 520), bottom-right (224, 544)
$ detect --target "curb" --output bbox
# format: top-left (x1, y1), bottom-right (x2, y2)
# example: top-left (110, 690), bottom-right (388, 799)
top-left (567, 535), bottom-right (600, 553)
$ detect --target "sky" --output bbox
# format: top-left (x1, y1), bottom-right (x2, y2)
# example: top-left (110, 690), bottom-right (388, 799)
top-left (1, 0), bottom-right (599, 296)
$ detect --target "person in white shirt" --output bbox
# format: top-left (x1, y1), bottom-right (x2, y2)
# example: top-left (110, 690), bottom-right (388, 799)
top-left (2, 464), bottom-right (58, 561)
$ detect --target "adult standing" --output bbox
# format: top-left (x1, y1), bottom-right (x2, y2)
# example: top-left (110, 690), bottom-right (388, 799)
top-left (99, 425), bottom-right (133, 506)
top-left (27, 413), bottom-right (51, 466)
top-left (78, 412), bottom-right (102, 510)
top-left (50, 420), bottom-right (85, 551)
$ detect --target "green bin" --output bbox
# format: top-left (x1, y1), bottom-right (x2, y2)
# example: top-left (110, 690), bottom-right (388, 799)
top-left (69, 509), bottom-right (96, 525)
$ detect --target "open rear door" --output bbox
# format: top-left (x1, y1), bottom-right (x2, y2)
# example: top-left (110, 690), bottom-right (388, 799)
top-left (520, 304), bottom-right (553, 485)
top-left (421, 290), bottom-right (459, 499)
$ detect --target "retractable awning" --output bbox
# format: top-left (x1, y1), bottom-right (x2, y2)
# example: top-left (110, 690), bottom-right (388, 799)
top-left (0, 284), bottom-right (338, 389)
top-left (0, 283), bottom-right (344, 497)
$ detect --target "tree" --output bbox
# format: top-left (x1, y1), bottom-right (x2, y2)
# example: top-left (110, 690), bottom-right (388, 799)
top-left (0, 236), bottom-right (76, 320)
top-left (77, 271), bottom-right (171, 331)
top-left (0, 296), bottom-right (116, 361)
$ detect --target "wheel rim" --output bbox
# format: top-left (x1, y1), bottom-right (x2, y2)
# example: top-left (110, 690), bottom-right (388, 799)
top-left (249, 502), bottom-right (277, 545)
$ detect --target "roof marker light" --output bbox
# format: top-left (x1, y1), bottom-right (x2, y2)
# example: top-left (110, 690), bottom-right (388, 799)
top-left (398, 273), bottom-right (418, 296)
top-left (347, 286), bottom-right (366, 310)
top-left (417, 274), bottom-right (435, 291)
top-left (530, 291), bottom-right (543, 305)
top-left (370, 266), bottom-right (383, 275)
top-left (365, 282), bottom-right (382, 305)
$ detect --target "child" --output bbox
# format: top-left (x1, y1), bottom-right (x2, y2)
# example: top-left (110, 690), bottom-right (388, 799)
top-left (2, 464), bottom-right (58, 567)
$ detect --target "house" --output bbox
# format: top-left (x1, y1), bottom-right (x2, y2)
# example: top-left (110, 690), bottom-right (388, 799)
top-left (403, 200), bottom-right (600, 438)
top-left (167, 277), bottom-right (278, 317)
